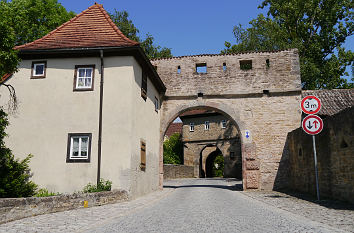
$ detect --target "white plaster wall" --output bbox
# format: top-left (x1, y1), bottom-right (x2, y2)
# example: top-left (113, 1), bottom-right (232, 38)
top-left (0, 58), bottom-right (101, 193)
top-left (101, 56), bottom-right (134, 193)
top-left (129, 59), bottom-right (161, 198)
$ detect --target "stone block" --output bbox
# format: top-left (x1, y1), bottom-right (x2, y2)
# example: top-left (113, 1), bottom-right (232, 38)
top-left (246, 160), bottom-right (260, 170)
top-left (246, 171), bottom-right (259, 189)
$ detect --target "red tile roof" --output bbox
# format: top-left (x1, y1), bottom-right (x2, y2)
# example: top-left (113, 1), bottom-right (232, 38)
top-left (179, 109), bottom-right (217, 117)
top-left (302, 89), bottom-right (354, 116)
top-left (14, 3), bottom-right (139, 51)
top-left (0, 73), bottom-right (12, 83)
top-left (165, 123), bottom-right (183, 137)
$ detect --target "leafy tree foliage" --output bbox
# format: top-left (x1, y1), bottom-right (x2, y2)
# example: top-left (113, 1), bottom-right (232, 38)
top-left (0, 0), bottom-right (75, 77)
top-left (109, 9), bottom-right (172, 59)
top-left (212, 154), bottom-right (224, 177)
top-left (163, 133), bottom-right (183, 164)
top-left (0, 108), bottom-right (37, 197)
top-left (222, 0), bottom-right (353, 89)
top-left (0, 20), bottom-right (19, 77)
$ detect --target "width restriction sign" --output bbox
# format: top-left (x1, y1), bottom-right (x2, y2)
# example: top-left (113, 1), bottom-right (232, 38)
top-left (301, 95), bottom-right (321, 114)
top-left (302, 115), bottom-right (323, 135)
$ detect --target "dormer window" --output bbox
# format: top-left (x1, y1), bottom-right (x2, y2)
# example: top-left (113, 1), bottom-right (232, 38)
top-left (74, 65), bottom-right (95, 91)
top-left (31, 61), bottom-right (46, 78)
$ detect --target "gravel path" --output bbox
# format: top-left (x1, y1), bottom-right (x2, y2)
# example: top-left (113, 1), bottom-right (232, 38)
top-left (0, 178), bottom-right (352, 233)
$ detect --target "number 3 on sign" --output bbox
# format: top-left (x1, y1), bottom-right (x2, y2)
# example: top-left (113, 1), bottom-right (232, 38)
top-left (301, 95), bottom-right (321, 115)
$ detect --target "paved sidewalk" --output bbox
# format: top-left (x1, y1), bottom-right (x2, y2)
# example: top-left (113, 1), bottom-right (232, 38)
top-left (0, 188), bottom-right (174, 233)
top-left (241, 190), bottom-right (354, 233)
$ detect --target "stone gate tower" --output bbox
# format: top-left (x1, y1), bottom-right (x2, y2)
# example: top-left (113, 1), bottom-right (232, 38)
top-left (152, 49), bottom-right (302, 190)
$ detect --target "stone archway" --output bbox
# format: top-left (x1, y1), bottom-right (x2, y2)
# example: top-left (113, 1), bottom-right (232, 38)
top-left (153, 50), bottom-right (302, 191)
top-left (160, 99), bottom-right (259, 190)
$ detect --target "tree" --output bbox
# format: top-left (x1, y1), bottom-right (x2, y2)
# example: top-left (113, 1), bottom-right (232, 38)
top-left (222, 0), bottom-right (353, 89)
top-left (109, 9), bottom-right (172, 59)
top-left (0, 108), bottom-right (37, 197)
top-left (163, 133), bottom-right (183, 164)
top-left (0, 0), bottom-right (75, 77)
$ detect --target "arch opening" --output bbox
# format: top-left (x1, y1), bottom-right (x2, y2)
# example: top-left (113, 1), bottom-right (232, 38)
top-left (162, 105), bottom-right (243, 184)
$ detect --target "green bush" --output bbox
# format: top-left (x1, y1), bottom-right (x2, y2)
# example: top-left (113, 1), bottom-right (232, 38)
top-left (163, 132), bottom-right (183, 164)
top-left (83, 179), bottom-right (112, 193)
top-left (0, 108), bottom-right (38, 198)
top-left (212, 154), bottom-right (224, 177)
top-left (35, 188), bottom-right (60, 197)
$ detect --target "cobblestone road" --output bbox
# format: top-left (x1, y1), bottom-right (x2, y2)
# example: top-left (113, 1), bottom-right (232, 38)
top-left (1, 178), bottom-right (353, 233)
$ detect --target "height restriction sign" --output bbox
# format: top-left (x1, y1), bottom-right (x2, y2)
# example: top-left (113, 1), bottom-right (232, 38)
top-left (302, 115), bottom-right (323, 135)
top-left (301, 95), bottom-right (321, 114)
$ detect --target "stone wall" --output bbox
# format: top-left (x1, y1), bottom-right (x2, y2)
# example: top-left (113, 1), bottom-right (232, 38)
top-left (152, 50), bottom-right (301, 96)
top-left (286, 107), bottom-right (353, 203)
top-left (154, 49), bottom-right (302, 190)
top-left (163, 165), bottom-right (195, 179)
top-left (0, 190), bottom-right (128, 224)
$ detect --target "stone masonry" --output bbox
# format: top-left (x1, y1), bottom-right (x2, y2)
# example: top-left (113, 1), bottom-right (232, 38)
top-left (151, 49), bottom-right (302, 190)
top-left (180, 111), bottom-right (242, 178)
top-left (287, 107), bottom-right (354, 203)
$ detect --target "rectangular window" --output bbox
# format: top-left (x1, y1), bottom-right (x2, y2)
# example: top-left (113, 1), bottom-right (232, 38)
top-left (66, 133), bottom-right (92, 163)
top-left (177, 66), bottom-right (181, 74)
top-left (196, 63), bottom-right (207, 73)
top-left (74, 65), bottom-right (95, 91)
top-left (141, 72), bottom-right (147, 100)
top-left (266, 59), bottom-right (270, 69)
top-left (189, 123), bottom-right (194, 132)
top-left (223, 62), bottom-right (227, 71)
top-left (140, 140), bottom-right (146, 171)
top-left (205, 121), bottom-right (210, 130)
top-left (31, 61), bottom-right (47, 78)
top-left (154, 97), bottom-right (159, 112)
top-left (230, 151), bottom-right (235, 159)
top-left (240, 60), bottom-right (252, 70)
top-left (221, 120), bottom-right (227, 129)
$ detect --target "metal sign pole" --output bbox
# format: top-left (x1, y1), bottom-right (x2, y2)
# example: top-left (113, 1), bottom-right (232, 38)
top-left (312, 135), bottom-right (320, 201)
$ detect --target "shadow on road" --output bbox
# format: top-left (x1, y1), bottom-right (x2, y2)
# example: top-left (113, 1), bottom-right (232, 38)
top-left (164, 183), bottom-right (243, 191)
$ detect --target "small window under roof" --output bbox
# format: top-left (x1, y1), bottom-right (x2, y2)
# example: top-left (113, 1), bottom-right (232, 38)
top-left (240, 60), bottom-right (252, 70)
top-left (196, 63), bottom-right (207, 73)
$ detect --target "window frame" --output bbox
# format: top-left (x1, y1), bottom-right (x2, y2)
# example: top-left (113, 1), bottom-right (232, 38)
top-left (140, 140), bottom-right (146, 171)
top-left (154, 96), bottom-right (159, 112)
top-left (31, 61), bottom-right (47, 79)
top-left (66, 133), bottom-right (92, 163)
top-left (73, 65), bottom-right (95, 91)
top-left (141, 72), bottom-right (147, 100)
top-left (205, 121), bottom-right (210, 130)
top-left (189, 123), bottom-right (195, 132)
top-left (221, 120), bottom-right (227, 129)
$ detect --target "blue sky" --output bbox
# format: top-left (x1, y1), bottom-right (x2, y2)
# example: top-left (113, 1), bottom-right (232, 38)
top-left (58, 0), bottom-right (352, 79)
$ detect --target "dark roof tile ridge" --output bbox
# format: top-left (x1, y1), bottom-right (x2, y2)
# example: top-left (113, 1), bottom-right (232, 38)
top-left (303, 89), bottom-right (354, 92)
top-left (151, 48), bottom-right (297, 61)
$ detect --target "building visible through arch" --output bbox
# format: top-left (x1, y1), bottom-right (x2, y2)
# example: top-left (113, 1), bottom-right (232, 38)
top-left (152, 49), bottom-right (302, 190)
top-left (179, 109), bottom-right (242, 179)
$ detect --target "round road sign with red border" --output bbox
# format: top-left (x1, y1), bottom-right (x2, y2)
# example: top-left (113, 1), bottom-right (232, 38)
top-left (302, 115), bottom-right (323, 135)
top-left (301, 95), bottom-right (321, 115)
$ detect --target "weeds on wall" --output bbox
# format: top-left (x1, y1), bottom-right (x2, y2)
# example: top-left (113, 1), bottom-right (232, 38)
top-left (83, 179), bottom-right (112, 193)
top-left (35, 188), bottom-right (61, 197)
